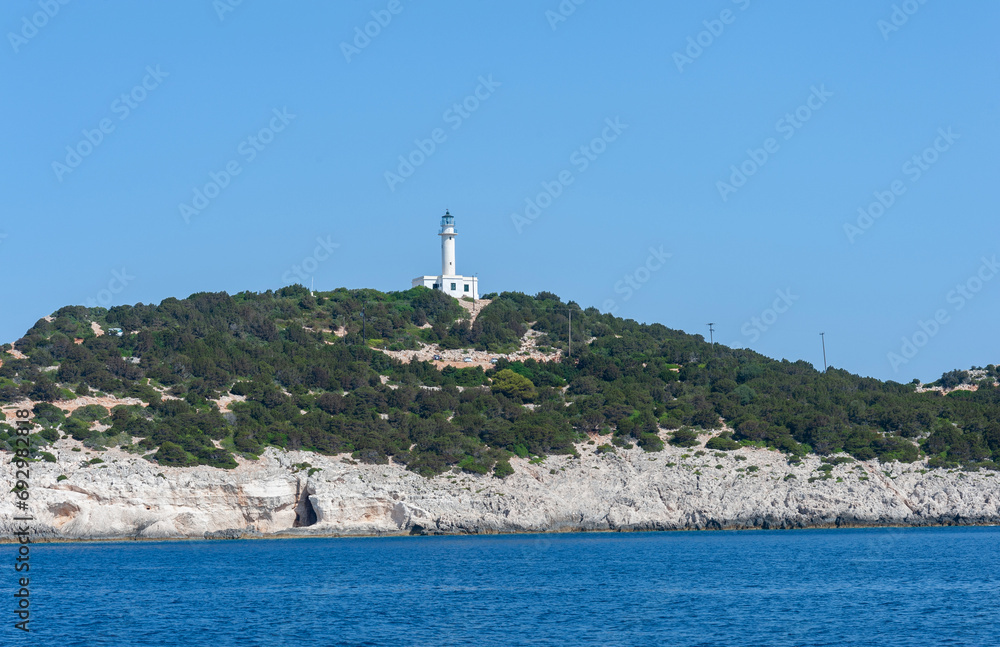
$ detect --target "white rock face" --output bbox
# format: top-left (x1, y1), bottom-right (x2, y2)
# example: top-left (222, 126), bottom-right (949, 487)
top-left (2, 440), bottom-right (999, 540)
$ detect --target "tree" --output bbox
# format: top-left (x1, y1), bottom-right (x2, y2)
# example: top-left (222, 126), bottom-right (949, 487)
top-left (939, 370), bottom-right (969, 389)
top-left (154, 441), bottom-right (193, 466)
top-left (671, 427), bottom-right (699, 447)
top-left (491, 369), bottom-right (536, 402)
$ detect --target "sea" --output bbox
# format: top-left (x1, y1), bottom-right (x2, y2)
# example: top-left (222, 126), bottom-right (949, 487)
top-left (5, 526), bottom-right (999, 646)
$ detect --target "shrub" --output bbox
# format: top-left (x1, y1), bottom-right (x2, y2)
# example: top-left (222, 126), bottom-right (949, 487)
top-left (638, 432), bottom-right (664, 452)
top-left (670, 427), bottom-right (699, 447)
top-left (491, 369), bottom-right (537, 402)
top-left (63, 418), bottom-right (95, 442)
top-left (510, 444), bottom-right (529, 458)
top-left (154, 441), bottom-right (194, 466)
top-left (706, 435), bottom-right (740, 451)
top-left (458, 455), bottom-right (492, 475)
top-left (32, 402), bottom-right (66, 427)
top-left (71, 404), bottom-right (109, 423)
top-left (493, 457), bottom-right (514, 478)
top-left (39, 428), bottom-right (60, 443)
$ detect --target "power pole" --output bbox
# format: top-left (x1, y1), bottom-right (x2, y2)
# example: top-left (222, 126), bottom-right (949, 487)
top-left (706, 323), bottom-right (715, 355)
top-left (820, 332), bottom-right (827, 372)
top-left (362, 305), bottom-right (366, 344)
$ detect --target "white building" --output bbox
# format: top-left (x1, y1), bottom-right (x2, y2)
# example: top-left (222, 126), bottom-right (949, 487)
top-left (412, 210), bottom-right (479, 299)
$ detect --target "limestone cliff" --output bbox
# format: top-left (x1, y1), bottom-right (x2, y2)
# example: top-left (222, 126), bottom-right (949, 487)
top-left (3, 439), bottom-right (998, 541)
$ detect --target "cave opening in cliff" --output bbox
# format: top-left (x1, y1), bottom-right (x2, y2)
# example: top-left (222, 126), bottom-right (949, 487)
top-left (293, 489), bottom-right (317, 527)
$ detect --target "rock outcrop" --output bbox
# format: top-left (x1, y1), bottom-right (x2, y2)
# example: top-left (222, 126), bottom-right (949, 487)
top-left (3, 439), bottom-right (999, 541)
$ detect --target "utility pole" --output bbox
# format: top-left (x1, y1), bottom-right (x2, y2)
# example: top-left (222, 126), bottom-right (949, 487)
top-left (362, 305), bottom-right (366, 344)
top-left (706, 323), bottom-right (715, 355)
top-left (820, 332), bottom-right (827, 372)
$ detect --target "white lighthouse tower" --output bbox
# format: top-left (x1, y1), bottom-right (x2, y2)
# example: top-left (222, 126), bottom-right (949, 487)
top-left (412, 210), bottom-right (479, 299)
top-left (440, 210), bottom-right (456, 276)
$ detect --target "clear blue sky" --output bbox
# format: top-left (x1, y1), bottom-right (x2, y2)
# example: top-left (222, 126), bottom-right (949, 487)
top-left (1, 1), bottom-right (997, 383)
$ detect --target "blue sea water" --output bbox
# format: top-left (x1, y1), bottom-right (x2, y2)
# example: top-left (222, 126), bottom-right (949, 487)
top-left (4, 526), bottom-right (999, 646)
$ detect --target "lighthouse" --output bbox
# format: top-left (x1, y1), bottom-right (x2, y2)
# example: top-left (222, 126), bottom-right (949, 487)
top-left (440, 210), bottom-right (456, 276)
top-left (412, 210), bottom-right (479, 299)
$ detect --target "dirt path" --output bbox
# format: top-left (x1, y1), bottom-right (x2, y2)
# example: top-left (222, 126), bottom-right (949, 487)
top-left (457, 298), bottom-right (491, 324)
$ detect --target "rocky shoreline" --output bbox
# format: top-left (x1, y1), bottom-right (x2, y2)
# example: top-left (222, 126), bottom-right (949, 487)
top-left (3, 437), bottom-right (999, 542)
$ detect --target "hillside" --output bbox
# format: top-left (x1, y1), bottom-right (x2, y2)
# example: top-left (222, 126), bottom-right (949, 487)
top-left (2, 286), bottom-right (999, 477)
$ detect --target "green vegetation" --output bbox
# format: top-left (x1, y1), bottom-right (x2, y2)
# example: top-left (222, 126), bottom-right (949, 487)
top-left (670, 428), bottom-right (699, 448)
top-left (705, 434), bottom-right (741, 451)
top-left (1, 286), bottom-right (998, 476)
top-left (491, 369), bottom-right (536, 402)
